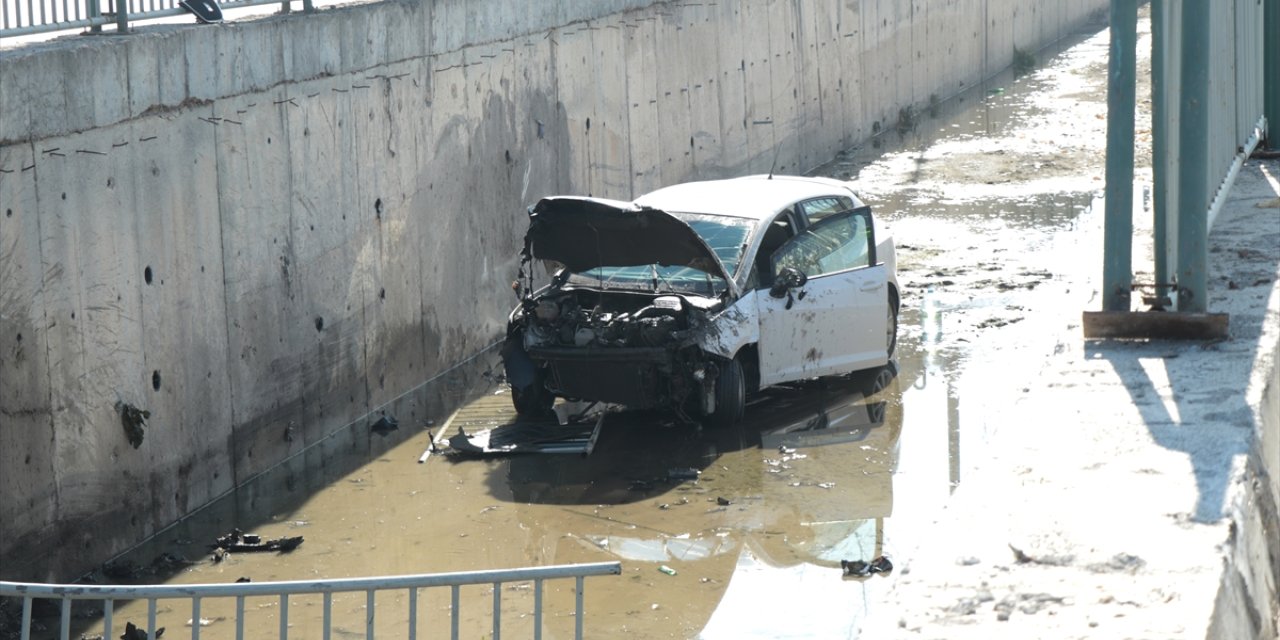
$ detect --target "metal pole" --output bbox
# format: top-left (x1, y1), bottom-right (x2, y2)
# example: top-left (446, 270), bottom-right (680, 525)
top-left (1151, 0), bottom-right (1168, 303)
top-left (1177, 0), bottom-right (1210, 313)
top-left (113, 0), bottom-right (126, 32)
top-left (1102, 0), bottom-right (1139, 312)
top-left (1266, 0), bottom-right (1280, 144)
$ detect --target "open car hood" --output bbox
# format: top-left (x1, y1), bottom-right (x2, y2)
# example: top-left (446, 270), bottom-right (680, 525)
top-left (524, 196), bottom-right (733, 283)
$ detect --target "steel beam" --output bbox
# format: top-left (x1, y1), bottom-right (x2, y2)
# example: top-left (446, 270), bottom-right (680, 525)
top-left (1176, 0), bottom-right (1209, 313)
top-left (1102, 0), bottom-right (1138, 312)
top-left (1150, 0), bottom-right (1168, 303)
top-left (1267, 0), bottom-right (1280, 144)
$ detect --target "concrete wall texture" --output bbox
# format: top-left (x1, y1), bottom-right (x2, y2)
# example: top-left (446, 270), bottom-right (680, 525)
top-left (0, 0), bottom-right (1108, 581)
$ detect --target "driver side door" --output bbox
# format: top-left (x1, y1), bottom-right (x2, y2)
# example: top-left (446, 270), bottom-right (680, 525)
top-left (757, 208), bottom-right (886, 386)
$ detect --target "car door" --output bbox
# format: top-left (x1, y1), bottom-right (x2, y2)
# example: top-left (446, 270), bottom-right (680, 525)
top-left (756, 207), bottom-right (887, 386)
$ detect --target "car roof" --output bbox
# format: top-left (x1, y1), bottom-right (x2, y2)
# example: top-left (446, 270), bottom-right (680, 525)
top-left (634, 175), bottom-right (865, 220)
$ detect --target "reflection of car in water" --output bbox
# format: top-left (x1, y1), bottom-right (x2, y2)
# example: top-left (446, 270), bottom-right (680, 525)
top-left (503, 175), bottom-right (899, 426)
top-left (497, 365), bottom-right (903, 637)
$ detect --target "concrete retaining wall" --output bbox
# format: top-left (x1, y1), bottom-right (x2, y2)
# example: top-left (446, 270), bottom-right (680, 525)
top-left (0, 0), bottom-right (1107, 581)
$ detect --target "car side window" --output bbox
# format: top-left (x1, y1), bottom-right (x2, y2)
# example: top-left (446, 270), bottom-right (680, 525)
top-left (771, 210), bottom-right (872, 279)
top-left (799, 196), bottom-right (855, 226)
top-left (751, 209), bottom-right (798, 289)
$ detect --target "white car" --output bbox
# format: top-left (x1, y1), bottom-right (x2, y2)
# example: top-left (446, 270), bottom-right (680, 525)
top-left (502, 175), bottom-right (899, 426)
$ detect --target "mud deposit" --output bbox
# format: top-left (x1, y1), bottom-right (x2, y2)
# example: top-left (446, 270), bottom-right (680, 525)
top-left (14, 18), bottom-right (1138, 640)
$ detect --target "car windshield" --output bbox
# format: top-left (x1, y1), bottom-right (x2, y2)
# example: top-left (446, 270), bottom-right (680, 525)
top-left (568, 212), bottom-right (753, 294)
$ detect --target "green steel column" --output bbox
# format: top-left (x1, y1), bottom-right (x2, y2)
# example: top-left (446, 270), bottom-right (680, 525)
top-left (1102, 0), bottom-right (1138, 312)
top-left (1176, 0), bottom-right (1209, 313)
top-left (1151, 0), bottom-right (1168, 301)
top-left (1267, 0), bottom-right (1280, 142)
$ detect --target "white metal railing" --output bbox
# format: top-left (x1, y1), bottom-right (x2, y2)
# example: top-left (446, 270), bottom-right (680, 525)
top-left (0, 0), bottom-right (311, 38)
top-left (0, 561), bottom-right (621, 640)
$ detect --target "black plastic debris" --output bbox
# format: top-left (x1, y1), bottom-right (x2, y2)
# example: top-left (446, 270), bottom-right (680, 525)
top-left (841, 556), bottom-right (893, 577)
top-left (117, 402), bottom-right (151, 448)
top-left (716, 496), bottom-right (731, 506)
top-left (235, 577), bottom-right (251, 583)
top-left (370, 414), bottom-right (399, 437)
top-left (212, 529), bottom-right (303, 553)
top-left (120, 621), bottom-right (164, 640)
top-left (178, 0), bottom-right (221, 23)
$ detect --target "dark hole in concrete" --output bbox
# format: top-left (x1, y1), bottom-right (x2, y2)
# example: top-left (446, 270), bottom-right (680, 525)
top-left (379, 288), bottom-right (386, 299)
top-left (144, 266), bottom-right (153, 285)
top-left (4, 209), bottom-right (11, 217)
top-left (61, 193), bottom-right (66, 200)
top-left (310, 225), bottom-right (315, 231)
top-left (201, 265), bottom-right (205, 273)
top-left (106, 177), bottom-right (113, 188)
top-left (131, 516), bottom-right (138, 527)
top-left (267, 137), bottom-right (272, 144)
top-left (375, 198), bottom-right (383, 218)
top-left (586, 118), bottom-right (591, 131)
top-left (505, 149), bottom-right (512, 163)
top-left (151, 166), bottom-right (160, 176)
top-left (690, 136), bottom-right (695, 148)
top-left (315, 316), bottom-right (324, 332)
top-left (70, 312), bottom-right (75, 319)
top-left (15, 333), bottom-right (21, 343)
top-left (24, 454), bottom-right (30, 464)
top-left (152, 371), bottom-right (161, 391)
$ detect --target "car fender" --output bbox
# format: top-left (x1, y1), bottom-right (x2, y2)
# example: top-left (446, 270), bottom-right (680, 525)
top-left (695, 292), bottom-right (760, 360)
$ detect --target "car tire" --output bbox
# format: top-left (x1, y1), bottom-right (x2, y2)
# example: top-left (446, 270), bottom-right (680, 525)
top-left (511, 373), bottom-right (554, 418)
top-left (708, 357), bottom-right (746, 427)
top-left (886, 293), bottom-right (899, 357)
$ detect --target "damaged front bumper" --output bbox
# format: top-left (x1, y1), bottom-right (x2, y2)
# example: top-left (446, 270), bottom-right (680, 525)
top-left (527, 344), bottom-right (711, 409)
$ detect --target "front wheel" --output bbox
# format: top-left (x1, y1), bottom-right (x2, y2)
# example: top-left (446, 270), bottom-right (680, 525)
top-left (886, 294), bottom-right (899, 357)
top-left (707, 358), bottom-right (746, 427)
top-left (511, 378), bottom-right (554, 418)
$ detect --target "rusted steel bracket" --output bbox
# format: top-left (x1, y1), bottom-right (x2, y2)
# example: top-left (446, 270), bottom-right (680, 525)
top-left (1081, 311), bottom-right (1229, 340)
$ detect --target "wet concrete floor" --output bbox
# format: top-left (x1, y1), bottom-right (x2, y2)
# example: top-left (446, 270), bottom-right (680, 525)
top-left (38, 17), bottom-right (1122, 640)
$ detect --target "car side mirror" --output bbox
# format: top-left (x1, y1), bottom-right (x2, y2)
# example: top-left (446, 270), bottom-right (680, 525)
top-left (769, 266), bottom-right (808, 299)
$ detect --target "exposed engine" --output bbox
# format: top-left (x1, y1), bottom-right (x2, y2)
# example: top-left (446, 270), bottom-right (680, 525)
top-left (518, 289), bottom-right (711, 350)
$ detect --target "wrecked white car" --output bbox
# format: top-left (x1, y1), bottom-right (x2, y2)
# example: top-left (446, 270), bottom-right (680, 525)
top-left (502, 175), bottom-right (898, 426)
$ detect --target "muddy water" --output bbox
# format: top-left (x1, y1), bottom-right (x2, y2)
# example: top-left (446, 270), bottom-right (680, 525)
top-left (41, 20), bottom-right (1125, 640)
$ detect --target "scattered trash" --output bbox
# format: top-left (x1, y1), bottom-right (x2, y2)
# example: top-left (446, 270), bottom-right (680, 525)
top-left (658, 565), bottom-right (677, 576)
top-left (116, 402), bottom-right (151, 449)
top-left (816, 482), bottom-right (836, 489)
top-left (667, 468), bottom-right (700, 481)
top-left (184, 618), bottom-right (218, 627)
top-left (213, 529), bottom-right (303, 553)
top-left (370, 414), bottom-right (399, 436)
top-left (1087, 552), bottom-right (1145, 574)
top-left (841, 556), bottom-right (893, 577)
top-left (235, 577), bottom-right (251, 583)
top-left (120, 621), bottom-right (164, 640)
top-left (716, 497), bottom-right (731, 506)
top-left (1009, 544), bottom-right (1073, 566)
top-left (957, 556), bottom-right (981, 566)
top-left (211, 548), bottom-right (226, 563)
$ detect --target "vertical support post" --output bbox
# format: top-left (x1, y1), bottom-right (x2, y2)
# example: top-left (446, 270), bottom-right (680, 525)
top-left (1151, 0), bottom-right (1168, 301)
top-left (192, 597), bottom-right (202, 640)
top-left (322, 593), bottom-right (332, 640)
top-left (1266, 0), bottom-right (1280, 143)
top-left (279, 594), bottom-right (289, 640)
top-left (574, 576), bottom-right (584, 640)
top-left (113, 0), bottom-right (126, 32)
top-left (408, 587), bottom-right (418, 640)
top-left (450, 585), bottom-right (460, 640)
top-left (365, 590), bottom-right (375, 640)
top-left (492, 582), bottom-right (501, 640)
top-left (1177, 0), bottom-right (1210, 312)
top-left (1103, 0), bottom-right (1139, 312)
top-left (533, 580), bottom-right (544, 640)
top-left (59, 598), bottom-right (70, 640)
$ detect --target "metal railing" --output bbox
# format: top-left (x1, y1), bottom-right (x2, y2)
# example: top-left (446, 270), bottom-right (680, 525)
top-left (0, 561), bottom-right (622, 640)
top-left (0, 0), bottom-right (312, 38)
